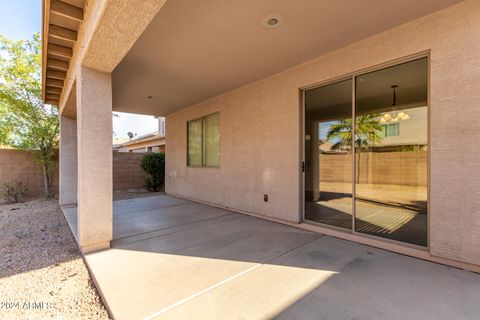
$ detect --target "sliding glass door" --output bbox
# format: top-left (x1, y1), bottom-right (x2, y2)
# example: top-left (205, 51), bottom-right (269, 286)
top-left (303, 57), bottom-right (428, 247)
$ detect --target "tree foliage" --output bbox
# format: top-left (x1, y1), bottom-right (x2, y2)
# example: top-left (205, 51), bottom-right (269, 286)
top-left (0, 33), bottom-right (59, 198)
top-left (141, 153), bottom-right (165, 192)
top-left (327, 115), bottom-right (383, 182)
top-left (326, 115), bottom-right (383, 150)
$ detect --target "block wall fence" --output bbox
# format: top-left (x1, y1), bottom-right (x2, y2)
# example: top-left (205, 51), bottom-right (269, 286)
top-left (0, 150), bottom-right (147, 198)
top-left (319, 151), bottom-right (427, 187)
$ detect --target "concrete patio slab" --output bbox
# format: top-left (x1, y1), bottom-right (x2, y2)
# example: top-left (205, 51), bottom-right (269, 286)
top-left (65, 195), bottom-right (480, 320)
top-left (162, 236), bottom-right (480, 320)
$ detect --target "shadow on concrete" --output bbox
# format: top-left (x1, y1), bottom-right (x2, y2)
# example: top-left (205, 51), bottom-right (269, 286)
top-left (84, 195), bottom-right (480, 319)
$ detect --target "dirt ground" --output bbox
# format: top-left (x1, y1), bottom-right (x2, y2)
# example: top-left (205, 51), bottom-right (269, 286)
top-left (0, 199), bottom-right (110, 320)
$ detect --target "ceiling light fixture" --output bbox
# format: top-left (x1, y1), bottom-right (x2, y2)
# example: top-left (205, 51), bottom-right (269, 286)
top-left (261, 14), bottom-right (284, 28)
top-left (268, 18), bottom-right (279, 26)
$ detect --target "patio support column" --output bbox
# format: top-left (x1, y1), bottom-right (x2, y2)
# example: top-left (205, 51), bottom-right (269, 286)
top-left (76, 66), bottom-right (112, 253)
top-left (59, 116), bottom-right (78, 206)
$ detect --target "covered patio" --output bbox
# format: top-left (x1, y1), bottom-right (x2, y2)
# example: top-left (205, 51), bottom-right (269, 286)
top-left (63, 195), bottom-right (480, 320)
top-left (44, 0), bottom-right (480, 271)
top-left (42, 0), bottom-right (480, 317)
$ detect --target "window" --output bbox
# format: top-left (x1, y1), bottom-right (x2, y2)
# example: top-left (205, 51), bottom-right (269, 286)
top-left (382, 123), bottom-right (400, 137)
top-left (187, 113), bottom-right (220, 167)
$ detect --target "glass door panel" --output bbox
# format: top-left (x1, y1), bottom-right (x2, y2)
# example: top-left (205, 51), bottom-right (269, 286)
top-left (304, 79), bottom-right (353, 229)
top-left (354, 58), bottom-right (428, 246)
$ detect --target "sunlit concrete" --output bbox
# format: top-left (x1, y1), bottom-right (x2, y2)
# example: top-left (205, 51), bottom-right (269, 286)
top-left (63, 195), bottom-right (480, 320)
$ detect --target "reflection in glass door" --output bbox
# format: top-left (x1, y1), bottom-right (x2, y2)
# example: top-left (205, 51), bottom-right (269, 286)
top-left (354, 58), bottom-right (428, 246)
top-left (304, 57), bottom-right (428, 247)
top-left (304, 79), bottom-right (353, 230)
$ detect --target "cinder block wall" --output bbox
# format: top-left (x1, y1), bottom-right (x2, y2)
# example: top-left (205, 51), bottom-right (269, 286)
top-left (320, 151), bottom-right (428, 187)
top-left (0, 150), bottom-right (147, 198)
top-left (0, 149), bottom-right (59, 197)
top-left (112, 152), bottom-right (147, 190)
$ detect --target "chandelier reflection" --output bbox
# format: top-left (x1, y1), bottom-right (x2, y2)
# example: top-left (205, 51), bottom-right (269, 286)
top-left (380, 111), bottom-right (409, 123)
top-left (380, 84), bottom-right (410, 124)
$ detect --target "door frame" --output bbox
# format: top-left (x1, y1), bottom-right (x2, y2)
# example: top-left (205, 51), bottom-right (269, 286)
top-left (299, 51), bottom-right (430, 251)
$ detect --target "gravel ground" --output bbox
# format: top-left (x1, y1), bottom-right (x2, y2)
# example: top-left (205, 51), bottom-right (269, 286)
top-left (0, 199), bottom-right (110, 320)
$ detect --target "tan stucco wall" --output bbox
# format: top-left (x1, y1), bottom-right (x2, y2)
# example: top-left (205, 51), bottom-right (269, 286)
top-left (59, 116), bottom-right (77, 205)
top-left (76, 66), bottom-right (113, 251)
top-left (166, 0), bottom-right (480, 265)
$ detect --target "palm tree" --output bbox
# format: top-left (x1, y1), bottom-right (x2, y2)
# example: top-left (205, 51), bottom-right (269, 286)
top-left (326, 114), bottom-right (383, 182)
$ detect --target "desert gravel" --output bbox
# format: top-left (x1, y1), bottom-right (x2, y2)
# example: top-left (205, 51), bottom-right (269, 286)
top-left (0, 199), bottom-right (110, 320)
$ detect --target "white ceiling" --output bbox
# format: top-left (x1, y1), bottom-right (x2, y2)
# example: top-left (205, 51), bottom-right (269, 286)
top-left (112, 0), bottom-right (461, 116)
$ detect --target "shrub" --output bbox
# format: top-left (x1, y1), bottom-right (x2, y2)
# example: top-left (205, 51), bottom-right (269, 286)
top-left (1, 181), bottom-right (28, 203)
top-left (141, 153), bottom-right (165, 192)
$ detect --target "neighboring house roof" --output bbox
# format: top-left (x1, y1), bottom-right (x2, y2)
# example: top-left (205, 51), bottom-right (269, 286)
top-left (112, 137), bottom-right (131, 149)
top-left (113, 132), bottom-right (165, 151)
top-left (319, 141), bottom-right (333, 153)
top-left (113, 137), bottom-right (130, 144)
top-left (121, 132), bottom-right (165, 146)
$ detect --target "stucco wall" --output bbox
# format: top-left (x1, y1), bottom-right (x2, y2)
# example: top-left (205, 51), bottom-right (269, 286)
top-left (166, 0), bottom-right (480, 265)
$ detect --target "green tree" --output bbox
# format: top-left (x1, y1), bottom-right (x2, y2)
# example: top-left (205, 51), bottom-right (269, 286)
top-left (0, 33), bottom-right (59, 198)
top-left (326, 114), bottom-right (383, 182)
